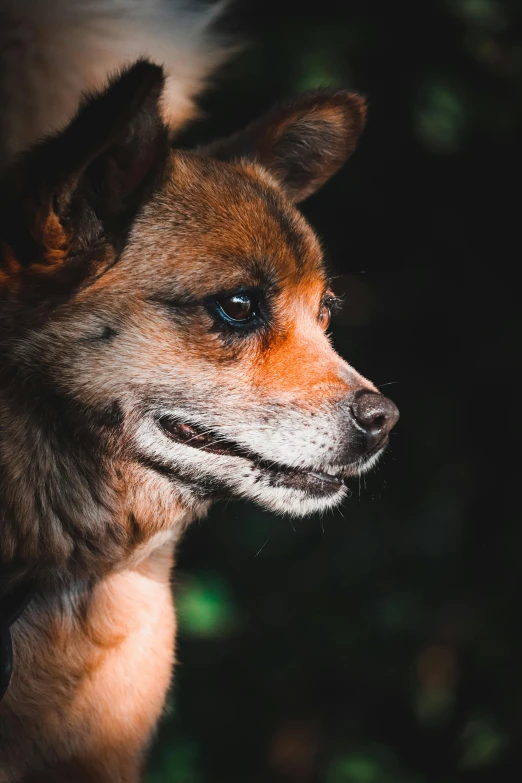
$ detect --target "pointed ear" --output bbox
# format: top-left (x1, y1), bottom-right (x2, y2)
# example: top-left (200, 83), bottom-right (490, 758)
top-left (1, 59), bottom-right (169, 267)
top-left (204, 90), bottom-right (367, 202)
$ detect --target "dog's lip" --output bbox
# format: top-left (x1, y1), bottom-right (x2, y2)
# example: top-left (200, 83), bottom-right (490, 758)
top-left (157, 416), bottom-right (345, 492)
top-left (366, 433), bottom-right (389, 456)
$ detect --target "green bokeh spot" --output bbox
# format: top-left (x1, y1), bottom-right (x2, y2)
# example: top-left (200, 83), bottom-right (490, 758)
top-left (176, 573), bottom-right (239, 638)
top-left (458, 718), bottom-right (507, 768)
top-left (147, 739), bottom-right (201, 783)
top-left (448, 0), bottom-right (507, 30)
top-left (414, 80), bottom-right (467, 153)
top-left (298, 51), bottom-right (345, 91)
top-left (294, 22), bottom-right (366, 91)
top-left (415, 687), bottom-right (455, 728)
top-left (324, 745), bottom-right (424, 783)
top-left (326, 754), bottom-right (381, 783)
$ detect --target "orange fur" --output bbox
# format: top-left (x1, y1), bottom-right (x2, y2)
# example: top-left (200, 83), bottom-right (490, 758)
top-left (3, 541), bottom-right (176, 782)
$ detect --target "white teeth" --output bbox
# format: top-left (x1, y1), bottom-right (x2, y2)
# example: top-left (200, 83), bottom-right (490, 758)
top-left (307, 471), bottom-right (343, 485)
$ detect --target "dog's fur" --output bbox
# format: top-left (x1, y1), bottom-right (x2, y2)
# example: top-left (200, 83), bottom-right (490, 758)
top-left (0, 2), bottom-right (397, 780)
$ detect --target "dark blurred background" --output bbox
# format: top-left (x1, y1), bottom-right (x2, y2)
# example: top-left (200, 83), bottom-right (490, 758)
top-left (148, 1), bottom-right (522, 781)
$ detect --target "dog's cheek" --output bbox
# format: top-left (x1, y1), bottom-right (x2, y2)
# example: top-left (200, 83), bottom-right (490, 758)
top-left (92, 400), bottom-right (125, 429)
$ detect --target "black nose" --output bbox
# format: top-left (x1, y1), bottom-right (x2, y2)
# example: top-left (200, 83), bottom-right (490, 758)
top-left (351, 392), bottom-right (399, 452)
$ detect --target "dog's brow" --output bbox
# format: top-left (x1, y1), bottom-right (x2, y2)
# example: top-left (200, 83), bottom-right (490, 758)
top-left (149, 292), bottom-right (203, 307)
top-left (146, 258), bottom-right (284, 306)
top-left (259, 190), bottom-right (312, 263)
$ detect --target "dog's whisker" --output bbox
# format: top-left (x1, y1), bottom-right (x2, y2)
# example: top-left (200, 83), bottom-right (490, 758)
top-left (254, 537), bottom-right (272, 558)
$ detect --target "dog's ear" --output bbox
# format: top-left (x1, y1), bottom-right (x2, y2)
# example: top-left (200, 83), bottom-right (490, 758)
top-left (1, 59), bottom-right (169, 269)
top-left (204, 90), bottom-right (366, 202)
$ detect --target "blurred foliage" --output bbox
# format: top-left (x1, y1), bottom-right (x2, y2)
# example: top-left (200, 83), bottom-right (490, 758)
top-left (147, 0), bottom-right (522, 781)
top-left (176, 573), bottom-right (241, 638)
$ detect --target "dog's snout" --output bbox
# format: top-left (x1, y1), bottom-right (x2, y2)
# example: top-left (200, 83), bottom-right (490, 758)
top-left (351, 391), bottom-right (399, 451)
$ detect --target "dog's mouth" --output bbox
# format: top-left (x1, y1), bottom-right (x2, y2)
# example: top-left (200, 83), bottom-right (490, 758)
top-left (158, 416), bottom-right (345, 496)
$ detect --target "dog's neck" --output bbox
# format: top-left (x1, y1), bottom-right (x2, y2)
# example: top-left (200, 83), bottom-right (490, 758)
top-left (0, 574), bottom-right (35, 700)
top-left (0, 533), bottom-right (178, 774)
top-left (0, 376), bottom-right (192, 701)
top-left (0, 380), bottom-right (125, 580)
top-left (0, 376), bottom-right (196, 586)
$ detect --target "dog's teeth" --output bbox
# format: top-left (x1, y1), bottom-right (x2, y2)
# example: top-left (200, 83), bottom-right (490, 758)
top-left (308, 471), bottom-right (343, 485)
top-left (179, 423), bottom-right (197, 438)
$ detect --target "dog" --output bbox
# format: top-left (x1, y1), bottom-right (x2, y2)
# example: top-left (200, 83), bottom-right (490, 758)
top-left (0, 1), bottom-right (399, 780)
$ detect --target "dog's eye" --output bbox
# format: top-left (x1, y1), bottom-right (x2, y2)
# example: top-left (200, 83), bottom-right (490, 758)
top-left (215, 294), bottom-right (255, 324)
top-left (319, 302), bottom-right (331, 331)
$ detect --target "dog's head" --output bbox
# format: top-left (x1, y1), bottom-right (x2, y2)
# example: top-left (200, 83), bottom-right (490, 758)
top-left (0, 62), bottom-right (398, 568)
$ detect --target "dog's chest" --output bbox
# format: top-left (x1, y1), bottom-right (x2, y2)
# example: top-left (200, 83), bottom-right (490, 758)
top-left (0, 556), bottom-right (177, 780)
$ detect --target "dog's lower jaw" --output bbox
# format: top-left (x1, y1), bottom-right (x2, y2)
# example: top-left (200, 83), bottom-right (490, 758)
top-left (146, 417), bottom-right (359, 517)
top-left (144, 416), bottom-right (388, 517)
top-left (145, 455), bottom-right (350, 517)
top-left (146, 456), bottom-right (379, 518)
top-left (0, 534), bottom-right (178, 783)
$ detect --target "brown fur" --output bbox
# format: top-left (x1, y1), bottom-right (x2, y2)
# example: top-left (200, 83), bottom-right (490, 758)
top-left (0, 55), bottom-right (397, 781)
